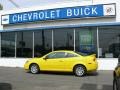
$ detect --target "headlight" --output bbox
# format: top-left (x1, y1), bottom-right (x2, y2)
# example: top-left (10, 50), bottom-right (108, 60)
top-left (25, 61), bottom-right (29, 63)
top-left (25, 60), bottom-right (31, 64)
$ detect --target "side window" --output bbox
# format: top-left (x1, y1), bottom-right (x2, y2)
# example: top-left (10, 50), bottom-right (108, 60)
top-left (66, 53), bottom-right (78, 57)
top-left (46, 52), bottom-right (56, 59)
top-left (46, 52), bottom-right (65, 59)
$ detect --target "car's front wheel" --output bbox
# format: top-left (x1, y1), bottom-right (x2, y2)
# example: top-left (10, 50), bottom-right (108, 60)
top-left (113, 77), bottom-right (120, 90)
top-left (74, 65), bottom-right (86, 77)
top-left (30, 64), bottom-right (40, 74)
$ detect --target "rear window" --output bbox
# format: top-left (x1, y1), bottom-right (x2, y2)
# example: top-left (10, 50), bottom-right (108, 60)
top-left (75, 52), bottom-right (88, 56)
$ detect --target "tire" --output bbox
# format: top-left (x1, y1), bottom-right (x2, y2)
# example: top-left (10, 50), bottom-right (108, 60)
top-left (113, 77), bottom-right (120, 90)
top-left (30, 64), bottom-right (40, 74)
top-left (74, 65), bottom-right (86, 77)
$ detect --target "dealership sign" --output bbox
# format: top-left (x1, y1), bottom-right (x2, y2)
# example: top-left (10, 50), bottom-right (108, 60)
top-left (1, 3), bottom-right (116, 25)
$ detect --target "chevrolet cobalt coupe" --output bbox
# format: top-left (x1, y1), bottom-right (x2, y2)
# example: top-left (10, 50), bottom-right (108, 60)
top-left (24, 50), bottom-right (98, 77)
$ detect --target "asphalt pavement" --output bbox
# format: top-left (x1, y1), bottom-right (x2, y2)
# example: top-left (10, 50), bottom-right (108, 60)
top-left (0, 67), bottom-right (113, 90)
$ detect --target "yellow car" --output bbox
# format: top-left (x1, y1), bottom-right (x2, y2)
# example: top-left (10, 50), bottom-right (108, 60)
top-left (24, 50), bottom-right (98, 76)
top-left (113, 55), bottom-right (120, 90)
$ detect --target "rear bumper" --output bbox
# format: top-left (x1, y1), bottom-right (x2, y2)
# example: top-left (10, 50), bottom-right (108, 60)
top-left (87, 62), bottom-right (98, 71)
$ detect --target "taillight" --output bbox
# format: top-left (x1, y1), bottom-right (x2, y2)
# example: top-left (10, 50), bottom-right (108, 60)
top-left (90, 54), bottom-right (96, 61)
top-left (93, 58), bottom-right (96, 61)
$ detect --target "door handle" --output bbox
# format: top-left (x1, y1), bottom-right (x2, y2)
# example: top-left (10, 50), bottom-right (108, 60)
top-left (88, 63), bottom-right (92, 64)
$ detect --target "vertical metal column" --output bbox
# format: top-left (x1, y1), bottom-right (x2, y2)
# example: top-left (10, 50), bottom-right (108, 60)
top-left (0, 33), bottom-right (1, 57)
top-left (15, 32), bottom-right (17, 58)
top-left (33, 32), bottom-right (34, 58)
top-left (74, 29), bottom-right (76, 51)
top-left (92, 0), bottom-right (93, 4)
top-left (97, 27), bottom-right (99, 58)
top-left (52, 30), bottom-right (54, 51)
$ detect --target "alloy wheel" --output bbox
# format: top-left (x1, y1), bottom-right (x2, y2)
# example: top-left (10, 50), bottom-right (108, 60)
top-left (30, 64), bottom-right (39, 74)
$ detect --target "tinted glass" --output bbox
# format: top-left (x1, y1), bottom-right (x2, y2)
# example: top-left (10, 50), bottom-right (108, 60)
top-left (17, 31), bottom-right (33, 57)
top-left (53, 28), bottom-right (74, 50)
top-left (99, 26), bottom-right (120, 58)
top-left (66, 52), bottom-right (77, 57)
top-left (34, 30), bottom-right (52, 57)
top-left (75, 27), bottom-right (97, 55)
top-left (47, 52), bottom-right (65, 59)
top-left (1, 32), bottom-right (15, 57)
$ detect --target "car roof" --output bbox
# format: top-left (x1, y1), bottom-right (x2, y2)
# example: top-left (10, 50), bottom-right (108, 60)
top-left (53, 50), bottom-right (74, 52)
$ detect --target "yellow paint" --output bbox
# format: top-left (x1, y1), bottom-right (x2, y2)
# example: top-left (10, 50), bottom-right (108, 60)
top-left (24, 50), bottom-right (98, 73)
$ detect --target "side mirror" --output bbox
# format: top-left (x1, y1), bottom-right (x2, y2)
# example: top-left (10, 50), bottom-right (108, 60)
top-left (43, 56), bottom-right (48, 60)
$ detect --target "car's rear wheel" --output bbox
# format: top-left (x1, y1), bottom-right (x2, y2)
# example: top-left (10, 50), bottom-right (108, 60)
top-left (74, 65), bottom-right (86, 77)
top-left (30, 64), bottom-right (40, 74)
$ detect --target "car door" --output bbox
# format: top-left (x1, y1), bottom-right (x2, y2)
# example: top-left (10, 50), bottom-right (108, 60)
top-left (63, 52), bottom-right (79, 71)
top-left (40, 52), bottom-right (66, 71)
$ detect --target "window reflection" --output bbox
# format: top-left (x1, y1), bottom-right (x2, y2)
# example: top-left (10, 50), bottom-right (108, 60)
top-left (53, 28), bottom-right (74, 50)
top-left (75, 27), bottom-right (97, 55)
top-left (3, 26), bottom-right (120, 58)
top-left (17, 32), bottom-right (33, 57)
top-left (47, 52), bottom-right (65, 59)
top-left (99, 26), bottom-right (120, 58)
top-left (1, 32), bottom-right (15, 57)
top-left (34, 30), bottom-right (52, 57)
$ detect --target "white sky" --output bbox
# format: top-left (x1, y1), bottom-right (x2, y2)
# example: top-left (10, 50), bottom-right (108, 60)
top-left (0, 0), bottom-right (79, 10)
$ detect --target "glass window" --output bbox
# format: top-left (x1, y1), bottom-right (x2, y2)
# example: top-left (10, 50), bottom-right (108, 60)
top-left (75, 27), bottom-right (97, 55)
top-left (99, 26), bottom-right (120, 58)
top-left (1, 32), bottom-right (15, 57)
top-left (17, 31), bottom-right (33, 57)
top-left (34, 30), bottom-right (52, 57)
top-left (53, 28), bottom-right (74, 50)
top-left (47, 52), bottom-right (65, 59)
top-left (66, 52), bottom-right (77, 57)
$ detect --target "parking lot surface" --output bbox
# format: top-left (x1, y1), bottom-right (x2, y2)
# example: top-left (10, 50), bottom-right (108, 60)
top-left (0, 67), bottom-right (113, 90)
